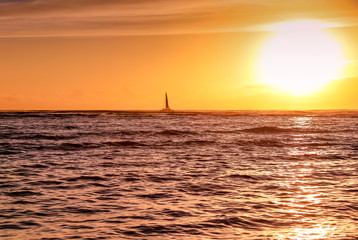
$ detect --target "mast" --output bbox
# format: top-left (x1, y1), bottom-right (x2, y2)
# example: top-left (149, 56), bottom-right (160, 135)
top-left (165, 92), bottom-right (170, 109)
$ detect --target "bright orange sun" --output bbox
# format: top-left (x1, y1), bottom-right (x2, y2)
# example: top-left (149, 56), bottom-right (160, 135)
top-left (258, 20), bottom-right (345, 96)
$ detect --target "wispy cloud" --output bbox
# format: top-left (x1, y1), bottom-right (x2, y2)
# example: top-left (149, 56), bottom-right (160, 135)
top-left (0, 0), bottom-right (357, 37)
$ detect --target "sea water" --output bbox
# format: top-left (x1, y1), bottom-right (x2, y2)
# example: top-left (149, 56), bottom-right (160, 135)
top-left (0, 111), bottom-right (357, 239)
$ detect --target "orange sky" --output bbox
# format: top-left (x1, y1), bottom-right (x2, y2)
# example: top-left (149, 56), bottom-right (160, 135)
top-left (1, 0), bottom-right (358, 110)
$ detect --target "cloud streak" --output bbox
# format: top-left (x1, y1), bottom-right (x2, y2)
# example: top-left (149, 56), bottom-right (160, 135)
top-left (0, 0), bottom-right (357, 37)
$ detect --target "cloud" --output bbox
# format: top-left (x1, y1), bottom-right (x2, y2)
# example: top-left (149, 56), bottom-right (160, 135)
top-left (0, 0), bottom-right (357, 37)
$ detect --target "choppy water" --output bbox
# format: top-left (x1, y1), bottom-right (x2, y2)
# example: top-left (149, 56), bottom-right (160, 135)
top-left (0, 111), bottom-right (357, 239)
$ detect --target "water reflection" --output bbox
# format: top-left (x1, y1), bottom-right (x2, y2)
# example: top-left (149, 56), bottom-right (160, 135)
top-left (291, 116), bottom-right (312, 129)
top-left (288, 116), bottom-right (324, 157)
top-left (275, 116), bottom-right (334, 239)
top-left (3, 112), bottom-right (356, 239)
top-left (279, 224), bottom-right (337, 240)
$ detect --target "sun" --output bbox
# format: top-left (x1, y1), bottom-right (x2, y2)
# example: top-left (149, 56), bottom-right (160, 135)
top-left (258, 20), bottom-right (345, 96)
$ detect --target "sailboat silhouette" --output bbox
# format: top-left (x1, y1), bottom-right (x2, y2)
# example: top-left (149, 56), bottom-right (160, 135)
top-left (161, 92), bottom-right (173, 112)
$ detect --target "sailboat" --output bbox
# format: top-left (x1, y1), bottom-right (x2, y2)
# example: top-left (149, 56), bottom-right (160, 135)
top-left (161, 92), bottom-right (173, 112)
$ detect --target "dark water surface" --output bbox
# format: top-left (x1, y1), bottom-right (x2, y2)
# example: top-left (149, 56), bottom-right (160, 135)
top-left (0, 111), bottom-right (357, 239)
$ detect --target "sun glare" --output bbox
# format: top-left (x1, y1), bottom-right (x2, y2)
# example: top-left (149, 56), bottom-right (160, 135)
top-left (258, 20), bottom-right (345, 96)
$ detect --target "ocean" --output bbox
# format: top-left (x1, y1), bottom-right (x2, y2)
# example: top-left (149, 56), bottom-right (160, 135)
top-left (0, 111), bottom-right (357, 239)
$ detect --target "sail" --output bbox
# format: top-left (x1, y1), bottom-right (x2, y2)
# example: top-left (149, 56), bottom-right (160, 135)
top-left (161, 92), bottom-right (172, 111)
top-left (165, 92), bottom-right (170, 109)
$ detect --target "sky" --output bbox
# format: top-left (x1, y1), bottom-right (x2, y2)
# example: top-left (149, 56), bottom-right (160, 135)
top-left (1, 0), bottom-right (358, 110)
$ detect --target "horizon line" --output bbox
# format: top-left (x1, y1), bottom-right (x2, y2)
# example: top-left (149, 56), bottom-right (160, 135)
top-left (1, 109), bottom-right (358, 112)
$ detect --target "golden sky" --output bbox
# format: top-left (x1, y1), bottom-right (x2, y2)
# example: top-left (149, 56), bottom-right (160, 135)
top-left (1, 0), bottom-right (358, 110)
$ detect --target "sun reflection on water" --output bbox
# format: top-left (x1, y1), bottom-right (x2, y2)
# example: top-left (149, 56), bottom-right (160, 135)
top-left (273, 116), bottom-right (337, 239)
top-left (291, 116), bottom-right (312, 128)
top-left (277, 224), bottom-right (337, 240)
top-left (287, 117), bottom-right (325, 157)
top-left (273, 163), bottom-right (336, 239)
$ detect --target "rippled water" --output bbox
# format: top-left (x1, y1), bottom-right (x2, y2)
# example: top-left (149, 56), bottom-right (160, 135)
top-left (0, 111), bottom-right (357, 239)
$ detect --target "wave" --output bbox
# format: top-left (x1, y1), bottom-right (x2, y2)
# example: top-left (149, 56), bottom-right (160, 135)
top-left (207, 216), bottom-right (258, 228)
top-left (28, 180), bottom-right (63, 186)
top-left (299, 142), bottom-right (340, 147)
top-left (63, 175), bottom-right (107, 182)
top-left (240, 126), bottom-right (329, 134)
top-left (226, 174), bottom-right (274, 181)
top-left (137, 193), bottom-right (173, 199)
top-left (4, 190), bottom-right (43, 197)
top-left (227, 174), bottom-right (258, 180)
top-left (11, 200), bottom-right (34, 205)
top-left (18, 134), bottom-right (77, 140)
top-left (183, 140), bottom-right (216, 146)
top-left (61, 206), bottom-right (110, 214)
top-left (123, 177), bottom-right (141, 182)
top-left (238, 139), bottom-right (285, 148)
top-left (162, 209), bottom-right (192, 218)
top-left (209, 130), bottom-right (241, 134)
top-left (237, 139), bottom-right (337, 148)
top-left (131, 224), bottom-right (178, 235)
top-left (19, 220), bottom-right (41, 227)
top-left (0, 133), bottom-right (78, 140)
top-left (104, 140), bottom-right (145, 147)
top-left (0, 150), bottom-right (22, 155)
top-left (0, 224), bottom-right (26, 230)
top-left (5, 142), bottom-right (94, 152)
top-left (0, 183), bottom-right (18, 188)
top-left (128, 215), bottom-right (266, 236)
top-left (177, 183), bottom-right (231, 196)
top-left (147, 175), bottom-right (182, 183)
top-left (241, 126), bottom-right (293, 133)
top-left (21, 164), bottom-right (49, 169)
top-left (158, 130), bottom-right (197, 136)
top-left (0, 112), bottom-right (100, 119)
top-left (53, 142), bottom-right (99, 151)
